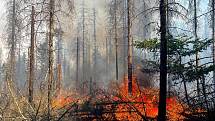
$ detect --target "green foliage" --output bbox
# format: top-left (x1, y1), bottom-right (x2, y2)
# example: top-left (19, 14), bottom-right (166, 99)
top-left (135, 35), bottom-right (213, 83)
top-left (135, 38), bottom-right (159, 51)
top-left (135, 36), bottom-right (212, 57)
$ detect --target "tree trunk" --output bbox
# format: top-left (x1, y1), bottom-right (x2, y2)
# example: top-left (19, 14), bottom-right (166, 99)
top-left (82, 0), bottom-right (85, 84)
top-left (28, 5), bottom-right (35, 104)
top-left (127, 0), bottom-right (133, 95)
top-left (93, 6), bottom-right (97, 82)
top-left (10, 0), bottom-right (16, 82)
top-left (76, 37), bottom-right (79, 91)
top-left (105, 38), bottom-right (108, 81)
top-left (123, 0), bottom-right (127, 77)
top-left (48, 0), bottom-right (55, 120)
top-left (194, 0), bottom-right (201, 101)
top-left (158, 0), bottom-right (167, 120)
top-left (114, 0), bottom-right (119, 81)
top-left (87, 41), bottom-right (91, 86)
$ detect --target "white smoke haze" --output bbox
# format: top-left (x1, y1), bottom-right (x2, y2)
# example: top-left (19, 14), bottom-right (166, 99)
top-left (0, 0), bottom-right (209, 90)
top-left (0, 0), bottom-right (160, 90)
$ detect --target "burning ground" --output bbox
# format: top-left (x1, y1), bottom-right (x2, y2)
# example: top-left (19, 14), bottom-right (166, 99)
top-left (50, 76), bottom-right (201, 121)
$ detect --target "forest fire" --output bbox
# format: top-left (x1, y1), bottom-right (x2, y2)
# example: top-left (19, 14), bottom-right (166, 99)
top-left (113, 76), bottom-right (186, 121)
top-left (50, 76), bottom-right (187, 120)
top-left (1, 0), bottom-right (214, 120)
top-left (52, 91), bottom-right (74, 109)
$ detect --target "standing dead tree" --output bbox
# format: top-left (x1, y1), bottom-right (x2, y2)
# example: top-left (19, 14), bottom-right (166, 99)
top-left (114, 0), bottom-right (119, 81)
top-left (8, 0), bottom-right (16, 87)
top-left (93, 0), bottom-right (98, 83)
top-left (29, 4), bottom-right (35, 104)
top-left (47, 0), bottom-right (55, 120)
top-left (76, 36), bottom-right (80, 91)
top-left (82, 0), bottom-right (86, 84)
top-left (127, 0), bottom-right (133, 95)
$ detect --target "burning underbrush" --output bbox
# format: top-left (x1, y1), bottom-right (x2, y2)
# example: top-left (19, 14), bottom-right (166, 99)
top-left (112, 76), bottom-right (186, 121)
top-left (50, 76), bottom-right (201, 121)
top-left (52, 90), bottom-right (75, 109)
top-left (1, 76), bottom-right (204, 120)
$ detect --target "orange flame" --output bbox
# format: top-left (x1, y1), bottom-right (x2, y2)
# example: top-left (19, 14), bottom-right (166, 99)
top-left (114, 75), bottom-right (186, 121)
top-left (52, 90), bottom-right (74, 109)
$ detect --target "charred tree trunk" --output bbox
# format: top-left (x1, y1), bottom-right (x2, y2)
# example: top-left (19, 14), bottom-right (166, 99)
top-left (48, 0), bottom-right (55, 120)
top-left (28, 5), bottom-right (35, 104)
top-left (158, 0), bottom-right (167, 120)
top-left (127, 0), bottom-right (133, 95)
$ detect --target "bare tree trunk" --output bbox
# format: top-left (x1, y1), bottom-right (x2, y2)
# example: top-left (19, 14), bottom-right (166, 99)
top-left (194, 0), bottom-right (201, 101)
top-left (158, 0), bottom-right (167, 120)
top-left (93, 3), bottom-right (97, 82)
top-left (127, 0), bottom-right (133, 95)
top-left (105, 38), bottom-right (108, 81)
top-left (194, 0), bottom-right (198, 64)
top-left (82, 0), bottom-right (85, 84)
top-left (76, 37), bottom-right (79, 91)
top-left (10, 0), bottom-right (16, 83)
top-left (123, 0), bottom-right (127, 77)
top-left (48, 0), bottom-right (54, 120)
top-left (114, 0), bottom-right (119, 81)
top-left (28, 5), bottom-right (35, 104)
top-left (87, 41), bottom-right (91, 87)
